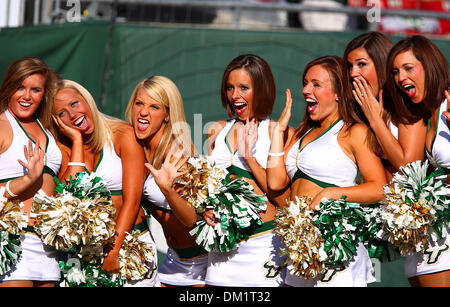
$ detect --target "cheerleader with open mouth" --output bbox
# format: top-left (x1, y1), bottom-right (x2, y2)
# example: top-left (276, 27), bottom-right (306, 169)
top-left (51, 80), bottom-right (157, 286)
top-left (0, 57), bottom-right (61, 287)
top-left (267, 56), bottom-right (387, 287)
top-left (373, 35), bottom-right (450, 287)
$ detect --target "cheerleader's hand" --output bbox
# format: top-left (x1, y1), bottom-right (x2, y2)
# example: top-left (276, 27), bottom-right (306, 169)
top-left (309, 188), bottom-right (338, 210)
top-left (145, 147), bottom-right (189, 194)
top-left (18, 139), bottom-right (45, 184)
top-left (274, 88), bottom-right (293, 133)
top-left (52, 115), bottom-right (83, 143)
top-left (203, 209), bottom-right (219, 226)
top-left (352, 77), bottom-right (384, 125)
top-left (444, 111), bottom-right (450, 121)
top-left (443, 90), bottom-right (450, 121)
top-left (101, 248), bottom-right (120, 274)
top-left (237, 118), bottom-right (258, 159)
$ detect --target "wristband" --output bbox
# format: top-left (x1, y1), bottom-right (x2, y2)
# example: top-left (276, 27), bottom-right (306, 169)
top-left (5, 180), bottom-right (18, 197)
top-left (68, 162), bottom-right (86, 167)
top-left (268, 151), bottom-right (285, 157)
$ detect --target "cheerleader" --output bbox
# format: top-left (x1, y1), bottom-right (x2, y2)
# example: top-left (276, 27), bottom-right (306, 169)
top-left (267, 56), bottom-right (387, 286)
top-left (0, 57), bottom-right (61, 287)
top-left (125, 76), bottom-right (208, 287)
top-left (348, 32), bottom-right (427, 183)
top-left (204, 54), bottom-right (292, 287)
top-left (378, 35), bottom-right (450, 286)
top-left (52, 80), bottom-right (157, 286)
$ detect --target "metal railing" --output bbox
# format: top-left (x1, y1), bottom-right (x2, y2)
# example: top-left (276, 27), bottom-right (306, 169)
top-left (1, 0), bottom-right (450, 30)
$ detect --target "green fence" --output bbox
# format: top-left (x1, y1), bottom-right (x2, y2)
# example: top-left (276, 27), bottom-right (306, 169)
top-left (1, 21), bottom-right (449, 287)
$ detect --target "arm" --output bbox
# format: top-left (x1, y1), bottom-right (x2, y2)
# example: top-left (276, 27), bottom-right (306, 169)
top-left (102, 125), bottom-right (147, 272)
top-left (2, 139), bottom-right (45, 199)
top-left (310, 123), bottom-right (387, 209)
top-left (353, 77), bottom-right (426, 169)
top-left (52, 115), bottom-right (86, 181)
top-left (237, 118), bottom-right (272, 193)
top-left (267, 89), bottom-right (294, 192)
top-left (146, 146), bottom-right (197, 227)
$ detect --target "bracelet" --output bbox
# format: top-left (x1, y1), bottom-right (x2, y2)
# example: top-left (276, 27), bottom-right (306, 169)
top-left (68, 162), bottom-right (86, 167)
top-left (268, 151), bottom-right (285, 157)
top-left (5, 180), bottom-right (18, 197)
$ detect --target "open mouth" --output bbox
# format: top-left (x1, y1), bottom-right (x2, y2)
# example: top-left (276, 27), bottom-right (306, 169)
top-left (137, 118), bottom-right (149, 132)
top-left (74, 116), bottom-right (90, 131)
top-left (233, 102), bottom-right (248, 115)
top-left (306, 98), bottom-right (318, 113)
top-left (402, 84), bottom-right (416, 98)
top-left (18, 102), bottom-right (32, 108)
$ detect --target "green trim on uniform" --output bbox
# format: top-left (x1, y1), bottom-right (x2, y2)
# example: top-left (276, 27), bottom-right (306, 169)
top-left (172, 245), bottom-right (208, 260)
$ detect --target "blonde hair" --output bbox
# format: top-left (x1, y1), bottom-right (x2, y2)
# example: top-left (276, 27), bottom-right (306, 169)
top-left (52, 80), bottom-right (124, 153)
top-left (125, 76), bottom-right (195, 169)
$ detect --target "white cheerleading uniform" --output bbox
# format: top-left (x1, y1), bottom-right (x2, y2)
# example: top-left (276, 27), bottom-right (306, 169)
top-left (94, 138), bottom-right (158, 287)
top-left (404, 99), bottom-right (450, 278)
top-left (206, 117), bottom-right (287, 287)
top-left (0, 108), bottom-right (62, 282)
top-left (285, 119), bottom-right (375, 287)
top-left (142, 174), bottom-right (208, 286)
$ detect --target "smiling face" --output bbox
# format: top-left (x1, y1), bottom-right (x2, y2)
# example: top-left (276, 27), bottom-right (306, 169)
top-left (54, 87), bottom-right (95, 135)
top-left (347, 47), bottom-right (380, 97)
top-left (392, 49), bottom-right (426, 104)
top-left (302, 65), bottom-right (339, 123)
top-left (226, 68), bottom-right (254, 121)
top-left (131, 88), bottom-right (169, 141)
top-left (8, 73), bottom-right (45, 121)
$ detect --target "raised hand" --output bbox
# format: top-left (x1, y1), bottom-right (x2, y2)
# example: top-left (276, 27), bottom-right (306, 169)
top-left (275, 88), bottom-right (293, 133)
top-left (145, 146), bottom-right (189, 193)
top-left (18, 139), bottom-right (45, 183)
top-left (444, 90), bottom-right (450, 121)
top-left (237, 118), bottom-right (258, 159)
top-left (352, 77), bottom-right (384, 125)
top-left (52, 115), bottom-right (83, 143)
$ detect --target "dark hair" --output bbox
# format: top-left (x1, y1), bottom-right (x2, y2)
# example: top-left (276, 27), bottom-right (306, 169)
top-left (344, 31), bottom-right (393, 97)
top-left (0, 57), bottom-right (60, 129)
top-left (221, 54), bottom-right (275, 120)
top-left (385, 35), bottom-right (449, 125)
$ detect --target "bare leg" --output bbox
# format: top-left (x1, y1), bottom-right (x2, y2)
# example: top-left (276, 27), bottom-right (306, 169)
top-left (409, 270), bottom-right (450, 287)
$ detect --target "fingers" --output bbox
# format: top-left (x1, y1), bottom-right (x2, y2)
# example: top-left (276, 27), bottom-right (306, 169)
top-left (145, 162), bottom-right (155, 174)
top-left (444, 89), bottom-right (450, 102)
top-left (443, 111), bottom-right (450, 121)
top-left (352, 78), bottom-right (365, 100)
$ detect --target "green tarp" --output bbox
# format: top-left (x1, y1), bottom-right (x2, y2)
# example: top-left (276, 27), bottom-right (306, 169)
top-left (1, 20), bottom-right (449, 287)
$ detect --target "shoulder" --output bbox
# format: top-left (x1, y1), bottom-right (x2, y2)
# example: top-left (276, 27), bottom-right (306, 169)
top-left (207, 120), bottom-right (227, 136)
top-left (111, 121), bottom-right (141, 148)
top-left (344, 122), bottom-right (371, 147)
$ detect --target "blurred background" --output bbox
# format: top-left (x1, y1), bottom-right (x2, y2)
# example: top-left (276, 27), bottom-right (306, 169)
top-left (1, 0), bottom-right (449, 287)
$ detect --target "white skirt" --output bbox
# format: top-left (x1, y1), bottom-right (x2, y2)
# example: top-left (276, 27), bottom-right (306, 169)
top-left (157, 246), bottom-right (208, 286)
top-left (404, 226), bottom-right (450, 278)
top-left (205, 226), bottom-right (287, 287)
top-left (0, 232), bottom-right (60, 282)
top-left (285, 243), bottom-right (376, 287)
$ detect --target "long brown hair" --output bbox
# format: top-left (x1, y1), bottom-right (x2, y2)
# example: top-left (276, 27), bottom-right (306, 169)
top-left (221, 54), bottom-right (276, 120)
top-left (385, 35), bottom-right (449, 125)
top-left (295, 55), bottom-right (381, 155)
top-left (0, 57), bottom-right (59, 129)
top-left (344, 32), bottom-right (393, 95)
